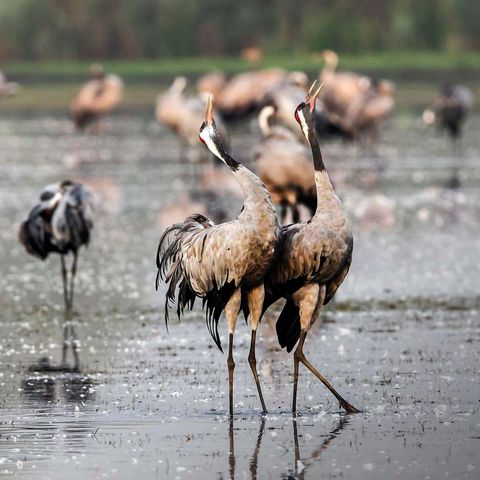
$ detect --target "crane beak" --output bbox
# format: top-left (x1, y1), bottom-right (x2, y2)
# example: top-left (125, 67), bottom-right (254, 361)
top-left (204, 94), bottom-right (214, 125)
top-left (305, 81), bottom-right (323, 112)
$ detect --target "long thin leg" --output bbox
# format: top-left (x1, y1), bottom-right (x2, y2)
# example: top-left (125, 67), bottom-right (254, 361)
top-left (291, 284), bottom-right (320, 414)
top-left (247, 284), bottom-right (267, 414)
top-left (295, 331), bottom-right (360, 414)
top-left (69, 252), bottom-right (80, 370)
top-left (68, 251), bottom-right (78, 311)
top-left (228, 418), bottom-right (235, 480)
top-left (248, 330), bottom-right (267, 414)
top-left (60, 255), bottom-right (70, 366)
top-left (225, 288), bottom-right (241, 416)
top-left (61, 255), bottom-right (70, 312)
top-left (227, 333), bottom-right (235, 416)
top-left (292, 343), bottom-right (300, 413)
top-left (291, 284), bottom-right (360, 414)
top-left (280, 203), bottom-right (287, 224)
top-left (291, 203), bottom-right (300, 223)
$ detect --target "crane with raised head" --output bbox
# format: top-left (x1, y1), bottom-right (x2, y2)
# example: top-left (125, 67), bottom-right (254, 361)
top-left (156, 95), bottom-right (281, 416)
top-left (251, 82), bottom-right (360, 414)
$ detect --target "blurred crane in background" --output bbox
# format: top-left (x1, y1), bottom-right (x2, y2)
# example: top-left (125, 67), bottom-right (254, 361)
top-left (19, 180), bottom-right (94, 371)
top-left (70, 64), bottom-right (123, 131)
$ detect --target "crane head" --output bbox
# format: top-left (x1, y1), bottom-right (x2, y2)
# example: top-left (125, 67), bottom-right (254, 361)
top-left (294, 81), bottom-right (322, 140)
top-left (199, 93), bottom-right (216, 146)
top-left (198, 95), bottom-right (238, 171)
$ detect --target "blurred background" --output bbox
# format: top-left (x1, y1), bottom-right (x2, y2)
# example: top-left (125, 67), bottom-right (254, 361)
top-left (1, 2), bottom-right (479, 479)
top-left (1, 0), bottom-right (480, 110)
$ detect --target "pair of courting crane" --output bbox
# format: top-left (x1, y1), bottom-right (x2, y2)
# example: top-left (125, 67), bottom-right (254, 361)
top-left (156, 83), bottom-right (359, 415)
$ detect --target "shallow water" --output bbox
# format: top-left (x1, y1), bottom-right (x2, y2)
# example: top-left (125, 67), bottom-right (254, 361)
top-left (0, 106), bottom-right (479, 479)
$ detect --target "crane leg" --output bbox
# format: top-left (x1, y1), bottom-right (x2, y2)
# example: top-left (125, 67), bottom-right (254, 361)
top-left (292, 285), bottom-right (360, 414)
top-left (228, 417), bottom-right (235, 480)
top-left (60, 255), bottom-right (70, 367)
top-left (69, 251), bottom-right (78, 312)
top-left (291, 203), bottom-right (300, 224)
top-left (225, 288), bottom-right (241, 416)
top-left (295, 332), bottom-right (360, 413)
top-left (227, 333), bottom-right (235, 416)
top-left (61, 255), bottom-right (70, 312)
top-left (69, 252), bottom-right (80, 371)
top-left (247, 284), bottom-right (268, 414)
top-left (280, 203), bottom-right (288, 224)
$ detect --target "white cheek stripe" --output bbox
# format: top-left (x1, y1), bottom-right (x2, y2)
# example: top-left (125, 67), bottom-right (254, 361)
top-left (200, 125), bottom-right (224, 162)
top-left (298, 110), bottom-right (309, 139)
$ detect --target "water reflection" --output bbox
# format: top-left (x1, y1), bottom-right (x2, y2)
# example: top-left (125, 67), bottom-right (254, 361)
top-left (21, 367), bottom-right (96, 405)
top-left (289, 416), bottom-right (349, 479)
top-left (226, 415), bottom-right (347, 480)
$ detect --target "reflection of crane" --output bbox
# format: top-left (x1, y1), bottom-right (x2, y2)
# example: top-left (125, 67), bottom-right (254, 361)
top-left (156, 96), bottom-right (280, 415)
top-left (291, 415), bottom-right (349, 479)
top-left (19, 180), bottom-right (94, 370)
top-left (251, 83), bottom-right (359, 414)
top-left (225, 414), bottom-right (348, 480)
top-left (227, 417), bottom-right (265, 480)
top-left (70, 64), bottom-right (123, 131)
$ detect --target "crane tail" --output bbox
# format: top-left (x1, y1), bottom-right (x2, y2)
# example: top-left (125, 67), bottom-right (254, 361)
top-left (276, 298), bottom-right (301, 353)
top-left (203, 280), bottom-right (236, 353)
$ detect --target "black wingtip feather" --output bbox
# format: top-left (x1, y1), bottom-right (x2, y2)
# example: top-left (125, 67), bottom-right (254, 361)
top-left (276, 298), bottom-right (301, 353)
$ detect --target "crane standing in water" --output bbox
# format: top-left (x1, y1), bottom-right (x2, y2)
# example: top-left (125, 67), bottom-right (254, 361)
top-left (19, 180), bottom-right (94, 370)
top-left (156, 95), bottom-right (280, 416)
top-left (251, 82), bottom-right (360, 414)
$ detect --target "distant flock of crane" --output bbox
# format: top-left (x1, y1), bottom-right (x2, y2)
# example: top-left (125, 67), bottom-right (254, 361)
top-left (5, 50), bottom-right (474, 416)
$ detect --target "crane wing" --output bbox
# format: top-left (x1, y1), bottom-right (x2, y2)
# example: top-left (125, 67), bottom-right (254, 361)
top-left (19, 205), bottom-right (61, 259)
top-left (157, 213), bottom-right (249, 351)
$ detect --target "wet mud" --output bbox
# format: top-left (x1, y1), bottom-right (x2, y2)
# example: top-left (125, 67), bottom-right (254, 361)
top-left (0, 107), bottom-right (479, 478)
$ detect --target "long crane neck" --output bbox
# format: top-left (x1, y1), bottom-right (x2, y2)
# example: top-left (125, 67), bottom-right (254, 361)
top-left (204, 131), bottom-right (276, 218)
top-left (307, 123), bottom-right (339, 216)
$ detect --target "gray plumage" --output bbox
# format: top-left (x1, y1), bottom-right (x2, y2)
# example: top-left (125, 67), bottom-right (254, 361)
top-left (424, 84), bottom-right (474, 139)
top-left (156, 95), bottom-right (281, 415)
top-left (19, 180), bottom-right (94, 259)
top-left (251, 84), bottom-right (359, 413)
top-left (19, 179), bottom-right (94, 371)
top-left (156, 103), bottom-right (280, 351)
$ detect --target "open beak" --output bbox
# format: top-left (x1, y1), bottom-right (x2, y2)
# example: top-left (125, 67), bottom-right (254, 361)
top-left (305, 80), bottom-right (323, 112)
top-left (204, 94), bottom-right (214, 125)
